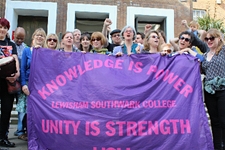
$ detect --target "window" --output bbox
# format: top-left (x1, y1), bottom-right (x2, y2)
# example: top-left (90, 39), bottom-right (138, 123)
top-left (193, 10), bottom-right (206, 20)
top-left (75, 12), bottom-right (108, 33)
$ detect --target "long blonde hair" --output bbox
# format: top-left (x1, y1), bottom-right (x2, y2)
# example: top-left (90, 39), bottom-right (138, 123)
top-left (44, 33), bottom-right (60, 50)
top-left (31, 28), bottom-right (46, 47)
top-left (207, 28), bottom-right (224, 55)
top-left (143, 30), bottom-right (160, 52)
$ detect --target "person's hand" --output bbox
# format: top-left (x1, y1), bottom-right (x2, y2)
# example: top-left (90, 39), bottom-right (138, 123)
top-left (34, 45), bottom-right (42, 48)
top-left (22, 85), bottom-right (30, 96)
top-left (145, 24), bottom-right (152, 34)
top-left (6, 76), bottom-right (16, 83)
top-left (107, 26), bottom-right (111, 33)
top-left (160, 52), bottom-right (167, 55)
top-left (81, 51), bottom-right (86, 54)
top-left (181, 20), bottom-right (188, 26)
top-left (104, 18), bottom-right (112, 27)
top-left (6, 72), bottom-right (19, 83)
top-left (116, 52), bottom-right (123, 57)
top-left (135, 45), bottom-right (141, 53)
top-left (178, 48), bottom-right (190, 54)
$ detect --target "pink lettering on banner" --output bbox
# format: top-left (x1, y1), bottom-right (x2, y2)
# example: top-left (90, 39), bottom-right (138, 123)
top-left (180, 85), bottom-right (193, 98)
top-left (46, 80), bottom-right (58, 93)
top-left (38, 87), bottom-right (51, 100)
top-left (173, 78), bottom-right (185, 91)
top-left (105, 121), bottom-right (116, 136)
top-left (170, 119), bottom-right (179, 134)
top-left (104, 120), bottom-right (191, 136)
top-left (127, 121), bottom-right (137, 136)
top-left (104, 59), bottom-right (114, 68)
top-left (155, 69), bottom-right (164, 79)
top-left (146, 67), bottom-right (194, 98)
top-left (84, 60), bottom-right (93, 71)
top-left (93, 59), bottom-right (103, 68)
top-left (160, 120), bottom-right (170, 135)
top-left (148, 121), bottom-right (159, 135)
top-left (77, 65), bottom-right (86, 75)
top-left (42, 119), bottom-right (80, 135)
top-left (114, 59), bottom-right (124, 69)
top-left (163, 70), bottom-right (178, 84)
top-left (64, 66), bottom-right (78, 80)
top-left (133, 62), bottom-right (143, 73)
top-left (138, 121), bottom-right (147, 136)
top-left (85, 121), bottom-right (100, 136)
top-left (90, 121), bottom-right (100, 136)
top-left (180, 119), bottom-right (191, 134)
top-left (64, 120), bottom-right (80, 135)
top-left (128, 61), bottom-right (134, 71)
top-left (116, 121), bottom-right (126, 136)
top-left (147, 65), bottom-right (157, 75)
top-left (55, 75), bottom-right (66, 86)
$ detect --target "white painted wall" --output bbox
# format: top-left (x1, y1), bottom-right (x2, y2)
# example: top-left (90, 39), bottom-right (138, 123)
top-left (67, 3), bottom-right (117, 32)
top-left (5, 0), bottom-right (57, 38)
top-left (127, 7), bottom-right (174, 43)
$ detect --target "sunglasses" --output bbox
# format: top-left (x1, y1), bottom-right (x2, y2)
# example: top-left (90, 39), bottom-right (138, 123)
top-left (91, 38), bottom-right (101, 41)
top-left (204, 36), bottom-right (215, 42)
top-left (47, 38), bottom-right (57, 42)
top-left (112, 34), bottom-right (120, 38)
top-left (179, 36), bottom-right (190, 42)
top-left (163, 49), bottom-right (172, 54)
top-left (149, 35), bottom-right (160, 39)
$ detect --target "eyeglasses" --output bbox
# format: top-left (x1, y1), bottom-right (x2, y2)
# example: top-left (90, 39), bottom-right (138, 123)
top-left (91, 38), bottom-right (101, 41)
top-left (125, 30), bottom-right (133, 33)
top-left (204, 36), bottom-right (215, 42)
top-left (112, 34), bottom-right (120, 38)
top-left (179, 36), bottom-right (190, 42)
top-left (163, 49), bottom-right (172, 54)
top-left (47, 38), bottom-right (57, 42)
top-left (149, 35), bottom-right (160, 39)
top-left (36, 34), bottom-right (44, 37)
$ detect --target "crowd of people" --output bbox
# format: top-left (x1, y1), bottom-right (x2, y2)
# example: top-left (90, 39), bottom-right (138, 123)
top-left (0, 17), bottom-right (225, 150)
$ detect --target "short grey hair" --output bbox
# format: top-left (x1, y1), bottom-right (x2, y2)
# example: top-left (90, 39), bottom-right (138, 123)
top-left (120, 25), bottom-right (136, 40)
top-left (73, 29), bottom-right (81, 34)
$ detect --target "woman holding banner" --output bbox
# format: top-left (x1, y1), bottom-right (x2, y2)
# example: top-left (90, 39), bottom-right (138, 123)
top-left (113, 25), bottom-right (143, 56)
top-left (140, 30), bottom-right (160, 54)
top-left (59, 31), bottom-right (80, 52)
top-left (90, 32), bottom-right (110, 55)
top-left (18, 28), bottom-right (46, 141)
top-left (201, 28), bottom-right (225, 150)
top-left (44, 33), bottom-right (60, 50)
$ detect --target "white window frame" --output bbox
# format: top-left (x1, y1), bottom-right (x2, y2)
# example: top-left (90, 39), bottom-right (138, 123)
top-left (127, 7), bottom-right (174, 43)
top-left (5, 0), bottom-right (57, 38)
top-left (193, 9), bottom-right (206, 20)
top-left (67, 3), bottom-right (117, 32)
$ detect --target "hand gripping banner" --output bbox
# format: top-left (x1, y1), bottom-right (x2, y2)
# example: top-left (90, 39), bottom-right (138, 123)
top-left (28, 48), bottom-right (213, 150)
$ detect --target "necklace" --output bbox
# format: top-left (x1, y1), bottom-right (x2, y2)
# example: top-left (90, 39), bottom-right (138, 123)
top-left (209, 51), bottom-right (215, 55)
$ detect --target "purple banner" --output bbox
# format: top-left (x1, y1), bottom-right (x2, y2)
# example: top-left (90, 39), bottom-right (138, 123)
top-left (28, 48), bottom-right (213, 150)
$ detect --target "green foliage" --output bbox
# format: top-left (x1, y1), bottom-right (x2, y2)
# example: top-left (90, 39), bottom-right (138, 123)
top-left (197, 14), bottom-right (225, 33)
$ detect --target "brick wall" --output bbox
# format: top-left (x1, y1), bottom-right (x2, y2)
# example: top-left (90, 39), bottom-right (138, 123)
top-left (193, 0), bottom-right (225, 23)
top-left (1, 0), bottom-right (193, 38)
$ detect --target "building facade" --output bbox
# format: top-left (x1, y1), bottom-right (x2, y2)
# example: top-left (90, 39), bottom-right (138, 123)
top-left (1, 0), bottom-right (194, 44)
top-left (193, 0), bottom-right (225, 22)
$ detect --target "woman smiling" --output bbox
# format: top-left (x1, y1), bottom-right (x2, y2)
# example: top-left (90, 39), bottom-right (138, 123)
top-left (202, 28), bottom-right (225, 150)
top-left (44, 33), bottom-right (60, 50)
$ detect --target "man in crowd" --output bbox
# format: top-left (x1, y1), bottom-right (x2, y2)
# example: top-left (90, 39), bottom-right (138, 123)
top-left (135, 32), bottom-right (145, 45)
top-left (73, 29), bottom-right (81, 50)
top-left (13, 27), bottom-right (28, 141)
top-left (102, 18), bottom-right (122, 52)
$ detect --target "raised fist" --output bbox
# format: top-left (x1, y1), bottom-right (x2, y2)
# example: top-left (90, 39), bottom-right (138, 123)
top-left (104, 18), bottom-right (112, 26)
